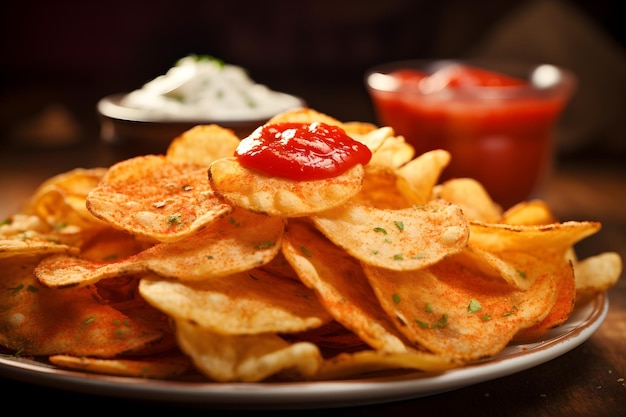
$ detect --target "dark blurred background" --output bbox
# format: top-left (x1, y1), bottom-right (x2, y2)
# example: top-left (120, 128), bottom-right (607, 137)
top-left (1, 0), bottom-right (624, 158)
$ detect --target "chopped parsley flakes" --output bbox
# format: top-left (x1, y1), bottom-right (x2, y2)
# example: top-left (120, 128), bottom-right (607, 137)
top-left (467, 299), bottom-right (482, 313)
top-left (255, 241), bottom-right (276, 249)
top-left (168, 214), bottom-right (183, 226)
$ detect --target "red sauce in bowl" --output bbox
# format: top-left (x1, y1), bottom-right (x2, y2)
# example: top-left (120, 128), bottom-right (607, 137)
top-left (367, 62), bottom-right (575, 209)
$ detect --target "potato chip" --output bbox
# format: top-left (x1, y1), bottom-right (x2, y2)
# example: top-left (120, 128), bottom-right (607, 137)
top-left (352, 166), bottom-right (411, 210)
top-left (314, 349), bottom-right (460, 380)
top-left (130, 208), bottom-right (285, 281)
top-left (266, 107), bottom-right (342, 126)
top-left (139, 268), bottom-right (331, 335)
top-left (574, 251), bottom-right (622, 296)
top-left (433, 177), bottom-right (503, 223)
top-left (501, 199), bottom-right (557, 225)
top-left (453, 245), bottom-right (545, 291)
top-left (22, 167), bottom-right (109, 233)
top-left (21, 189), bottom-right (99, 247)
top-left (0, 214), bottom-right (78, 258)
top-left (86, 155), bottom-right (232, 242)
top-left (311, 199), bottom-right (469, 271)
top-left (33, 253), bottom-right (133, 288)
top-left (165, 124), bottom-right (240, 167)
top-left (469, 220), bottom-right (601, 255)
top-left (174, 319), bottom-right (322, 382)
top-left (0, 236), bottom-right (77, 259)
top-left (281, 219), bottom-right (412, 352)
top-left (513, 252), bottom-right (576, 341)
top-left (341, 121), bottom-right (378, 136)
top-left (362, 256), bottom-right (557, 361)
top-left (368, 134), bottom-right (415, 169)
top-left (469, 219), bottom-right (593, 318)
top-left (1, 213), bottom-right (50, 236)
top-left (395, 149), bottom-right (451, 205)
top-left (348, 125), bottom-right (393, 153)
top-left (209, 157), bottom-right (365, 217)
top-left (49, 354), bottom-right (191, 379)
top-left (0, 256), bottom-right (166, 357)
top-left (36, 208), bottom-right (285, 287)
top-left (467, 221), bottom-right (596, 342)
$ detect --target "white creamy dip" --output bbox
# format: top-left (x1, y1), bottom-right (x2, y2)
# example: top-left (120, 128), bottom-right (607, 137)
top-left (121, 55), bottom-right (303, 120)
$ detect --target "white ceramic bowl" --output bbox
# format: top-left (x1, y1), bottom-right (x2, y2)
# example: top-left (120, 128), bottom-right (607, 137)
top-left (97, 92), bottom-right (306, 155)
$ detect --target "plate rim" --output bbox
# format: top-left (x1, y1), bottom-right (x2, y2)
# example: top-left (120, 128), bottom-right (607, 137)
top-left (0, 292), bottom-right (608, 410)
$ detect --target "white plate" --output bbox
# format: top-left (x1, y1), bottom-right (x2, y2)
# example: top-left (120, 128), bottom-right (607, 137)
top-left (0, 292), bottom-right (608, 410)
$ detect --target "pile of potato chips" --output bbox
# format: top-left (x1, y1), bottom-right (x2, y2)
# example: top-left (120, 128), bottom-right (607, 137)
top-left (0, 109), bottom-right (622, 382)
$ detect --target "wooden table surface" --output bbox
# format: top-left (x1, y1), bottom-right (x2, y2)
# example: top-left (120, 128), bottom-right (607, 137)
top-left (1, 137), bottom-right (625, 416)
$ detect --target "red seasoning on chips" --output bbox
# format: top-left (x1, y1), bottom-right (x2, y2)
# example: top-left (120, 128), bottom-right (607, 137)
top-left (235, 122), bottom-right (372, 180)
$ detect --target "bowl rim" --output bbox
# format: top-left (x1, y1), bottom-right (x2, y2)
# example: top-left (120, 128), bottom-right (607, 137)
top-left (97, 93), bottom-right (307, 125)
top-left (364, 59), bottom-right (577, 98)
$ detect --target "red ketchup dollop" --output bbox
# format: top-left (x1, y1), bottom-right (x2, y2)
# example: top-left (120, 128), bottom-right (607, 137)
top-left (235, 122), bottom-right (372, 180)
